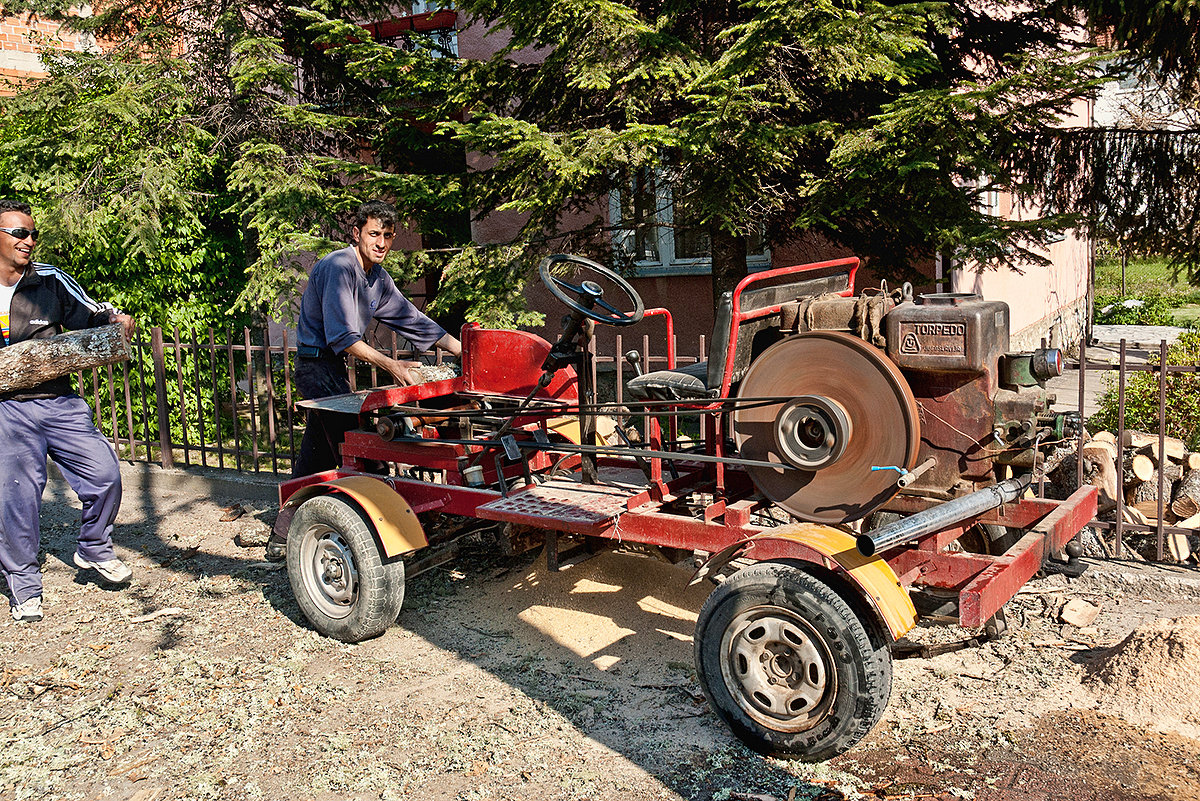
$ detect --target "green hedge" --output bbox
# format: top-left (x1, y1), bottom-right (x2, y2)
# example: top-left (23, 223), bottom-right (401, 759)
top-left (1089, 330), bottom-right (1200, 448)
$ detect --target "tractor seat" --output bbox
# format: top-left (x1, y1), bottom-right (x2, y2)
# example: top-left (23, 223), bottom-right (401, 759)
top-left (626, 361), bottom-right (716, 401)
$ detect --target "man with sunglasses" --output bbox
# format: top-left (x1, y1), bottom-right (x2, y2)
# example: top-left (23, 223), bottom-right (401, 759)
top-left (0, 199), bottom-right (137, 623)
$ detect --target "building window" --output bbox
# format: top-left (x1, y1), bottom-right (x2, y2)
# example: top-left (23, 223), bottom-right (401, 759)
top-left (611, 169), bottom-right (769, 276)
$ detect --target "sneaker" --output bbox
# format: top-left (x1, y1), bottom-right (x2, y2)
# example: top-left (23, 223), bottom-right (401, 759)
top-left (73, 552), bottom-right (133, 584)
top-left (11, 597), bottom-right (42, 623)
top-left (264, 534), bottom-right (287, 563)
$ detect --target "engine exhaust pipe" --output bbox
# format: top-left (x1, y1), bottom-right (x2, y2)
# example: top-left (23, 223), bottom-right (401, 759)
top-left (856, 474), bottom-right (1032, 557)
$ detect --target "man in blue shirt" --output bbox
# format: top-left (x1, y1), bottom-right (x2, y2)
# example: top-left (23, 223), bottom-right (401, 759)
top-left (269, 200), bottom-right (460, 560)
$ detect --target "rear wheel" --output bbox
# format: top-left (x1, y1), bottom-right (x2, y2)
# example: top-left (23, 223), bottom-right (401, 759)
top-left (694, 562), bottom-right (892, 761)
top-left (287, 494), bottom-right (405, 643)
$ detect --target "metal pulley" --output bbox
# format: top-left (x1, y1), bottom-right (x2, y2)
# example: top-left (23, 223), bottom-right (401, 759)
top-left (732, 332), bottom-right (921, 523)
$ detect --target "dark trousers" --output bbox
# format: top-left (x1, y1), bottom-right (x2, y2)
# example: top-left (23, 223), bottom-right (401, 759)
top-left (0, 395), bottom-right (122, 603)
top-left (292, 356), bottom-right (357, 479)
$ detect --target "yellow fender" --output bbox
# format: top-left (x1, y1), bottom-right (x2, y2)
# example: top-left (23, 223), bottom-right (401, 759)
top-left (693, 523), bottom-right (917, 641)
top-left (283, 476), bottom-right (427, 558)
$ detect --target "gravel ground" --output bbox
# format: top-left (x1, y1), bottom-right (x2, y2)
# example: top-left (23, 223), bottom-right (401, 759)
top-left (3, 477), bottom-right (1200, 801)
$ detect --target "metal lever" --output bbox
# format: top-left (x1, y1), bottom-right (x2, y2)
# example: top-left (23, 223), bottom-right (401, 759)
top-left (624, 350), bottom-right (644, 377)
top-left (870, 457), bottom-right (936, 488)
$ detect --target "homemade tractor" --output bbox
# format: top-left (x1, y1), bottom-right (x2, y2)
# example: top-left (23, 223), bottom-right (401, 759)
top-left (277, 255), bottom-right (1096, 760)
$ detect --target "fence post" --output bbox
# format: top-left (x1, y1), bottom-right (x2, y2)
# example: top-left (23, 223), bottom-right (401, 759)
top-left (150, 327), bottom-right (174, 469)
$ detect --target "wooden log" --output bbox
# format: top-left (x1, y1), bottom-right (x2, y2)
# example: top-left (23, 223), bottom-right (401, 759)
top-left (1168, 532), bottom-right (1192, 562)
top-left (1127, 469), bottom-right (1178, 514)
top-left (1124, 455), bottom-right (1182, 487)
top-left (1171, 469), bottom-right (1200, 519)
top-left (1121, 505), bottom-right (1150, 525)
top-left (1186, 453), bottom-right (1200, 472)
top-left (1121, 430), bottom-right (1187, 462)
top-left (0, 324), bottom-right (129, 394)
top-left (1125, 453), bottom-right (1156, 485)
top-left (1080, 440), bottom-right (1120, 509)
top-left (1127, 496), bottom-right (1175, 520)
top-left (1091, 431), bottom-right (1117, 445)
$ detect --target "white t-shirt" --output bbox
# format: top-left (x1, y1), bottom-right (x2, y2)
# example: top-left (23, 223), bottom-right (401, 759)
top-left (0, 281), bottom-right (15, 345)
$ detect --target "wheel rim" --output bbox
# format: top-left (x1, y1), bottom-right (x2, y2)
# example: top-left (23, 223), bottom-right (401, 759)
top-left (719, 605), bottom-right (837, 732)
top-left (298, 523), bottom-right (359, 620)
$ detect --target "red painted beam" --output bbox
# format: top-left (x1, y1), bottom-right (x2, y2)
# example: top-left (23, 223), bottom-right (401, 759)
top-left (959, 486), bottom-right (1097, 626)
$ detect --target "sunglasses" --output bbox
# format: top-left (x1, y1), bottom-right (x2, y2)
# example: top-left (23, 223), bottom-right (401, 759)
top-left (0, 227), bottom-right (37, 241)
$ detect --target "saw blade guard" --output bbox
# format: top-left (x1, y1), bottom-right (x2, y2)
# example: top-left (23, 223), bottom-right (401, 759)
top-left (732, 331), bottom-right (921, 523)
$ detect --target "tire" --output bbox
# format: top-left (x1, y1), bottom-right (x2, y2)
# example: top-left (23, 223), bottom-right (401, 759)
top-left (958, 523), bottom-right (1022, 556)
top-left (694, 562), bottom-right (892, 761)
top-left (287, 494), bottom-right (405, 643)
top-left (867, 511), bottom-right (1020, 556)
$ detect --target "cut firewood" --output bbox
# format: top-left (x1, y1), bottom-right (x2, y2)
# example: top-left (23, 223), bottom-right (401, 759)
top-left (1187, 453), bottom-right (1200, 471)
top-left (1168, 532), bottom-right (1192, 562)
top-left (1126, 453), bottom-right (1157, 484)
top-left (1172, 470), bottom-right (1200, 519)
top-left (1127, 470), bottom-right (1178, 513)
top-left (1127, 497), bottom-right (1174, 519)
top-left (1121, 505), bottom-right (1150, 525)
top-left (1121, 430), bottom-right (1187, 462)
top-left (1059, 599), bottom-right (1101, 627)
top-left (1092, 430), bottom-right (1117, 445)
top-left (0, 323), bottom-right (128, 394)
top-left (1175, 511), bottom-right (1200, 529)
top-left (1081, 440), bottom-right (1120, 509)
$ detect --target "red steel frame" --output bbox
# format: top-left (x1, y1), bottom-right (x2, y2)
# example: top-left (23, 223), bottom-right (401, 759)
top-left (279, 258), bottom-right (1096, 632)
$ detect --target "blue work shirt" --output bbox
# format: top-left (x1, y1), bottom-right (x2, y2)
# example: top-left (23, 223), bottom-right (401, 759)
top-left (296, 246), bottom-right (448, 355)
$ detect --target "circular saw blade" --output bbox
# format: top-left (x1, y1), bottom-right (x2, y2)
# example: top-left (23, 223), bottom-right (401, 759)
top-left (733, 331), bottom-right (920, 523)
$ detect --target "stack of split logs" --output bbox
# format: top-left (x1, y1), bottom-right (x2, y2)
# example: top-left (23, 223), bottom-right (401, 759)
top-left (1078, 429), bottom-right (1200, 560)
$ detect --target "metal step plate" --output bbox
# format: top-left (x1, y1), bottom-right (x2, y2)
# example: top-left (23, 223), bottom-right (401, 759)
top-left (475, 479), bottom-right (639, 535)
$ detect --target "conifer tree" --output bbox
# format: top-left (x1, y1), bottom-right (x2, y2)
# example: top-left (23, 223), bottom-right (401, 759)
top-left (425, 0), bottom-right (1106, 307)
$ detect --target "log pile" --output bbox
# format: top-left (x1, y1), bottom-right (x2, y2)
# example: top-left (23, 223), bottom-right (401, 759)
top-left (1071, 427), bottom-right (1200, 562)
top-left (0, 324), bottom-right (129, 394)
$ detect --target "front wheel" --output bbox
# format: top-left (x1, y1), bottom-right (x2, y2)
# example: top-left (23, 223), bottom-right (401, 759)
top-left (287, 494), bottom-right (405, 643)
top-left (694, 562), bottom-right (892, 761)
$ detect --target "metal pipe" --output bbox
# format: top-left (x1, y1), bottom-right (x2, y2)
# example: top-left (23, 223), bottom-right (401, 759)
top-left (856, 474), bottom-right (1032, 556)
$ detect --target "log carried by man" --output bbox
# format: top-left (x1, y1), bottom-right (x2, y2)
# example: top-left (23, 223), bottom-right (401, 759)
top-left (0, 322), bottom-right (128, 394)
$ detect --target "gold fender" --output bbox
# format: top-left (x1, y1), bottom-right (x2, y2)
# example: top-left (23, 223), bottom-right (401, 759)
top-left (283, 476), bottom-right (427, 558)
top-left (693, 523), bottom-right (916, 640)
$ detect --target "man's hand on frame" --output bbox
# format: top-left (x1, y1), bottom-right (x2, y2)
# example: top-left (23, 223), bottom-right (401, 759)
top-left (385, 358), bottom-right (424, 387)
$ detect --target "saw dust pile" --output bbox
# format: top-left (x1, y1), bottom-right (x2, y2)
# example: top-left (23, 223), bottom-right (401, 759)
top-left (1085, 614), bottom-right (1200, 737)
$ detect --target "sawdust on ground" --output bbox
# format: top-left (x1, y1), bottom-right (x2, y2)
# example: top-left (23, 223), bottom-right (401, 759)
top-left (1085, 614), bottom-right (1200, 738)
top-left (3, 477), bottom-right (1200, 800)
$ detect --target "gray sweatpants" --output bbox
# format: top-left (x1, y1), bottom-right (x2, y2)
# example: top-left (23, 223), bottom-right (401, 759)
top-left (0, 395), bottom-right (122, 604)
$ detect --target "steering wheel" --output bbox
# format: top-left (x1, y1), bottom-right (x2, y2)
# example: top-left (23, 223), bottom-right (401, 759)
top-left (539, 254), bottom-right (645, 327)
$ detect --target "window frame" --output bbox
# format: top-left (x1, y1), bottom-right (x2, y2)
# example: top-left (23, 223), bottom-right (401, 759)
top-left (609, 173), bottom-right (770, 278)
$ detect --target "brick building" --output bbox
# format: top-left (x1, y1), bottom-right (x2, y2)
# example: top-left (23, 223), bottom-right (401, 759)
top-left (0, 8), bottom-right (93, 91)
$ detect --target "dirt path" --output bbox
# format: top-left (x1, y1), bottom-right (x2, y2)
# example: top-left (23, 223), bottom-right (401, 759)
top-left (3, 480), bottom-right (1200, 801)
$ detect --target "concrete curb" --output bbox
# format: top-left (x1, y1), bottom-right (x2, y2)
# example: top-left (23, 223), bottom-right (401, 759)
top-left (46, 459), bottom-right (281, 505)
top-left (1074, 557), bottom-right (1200, 601)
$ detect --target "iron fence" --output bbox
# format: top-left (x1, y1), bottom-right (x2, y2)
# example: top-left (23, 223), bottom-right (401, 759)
top-left (77, 326), bottom-right (1198, 562)
top-left (1072, 338), bottom-right (1200, 561)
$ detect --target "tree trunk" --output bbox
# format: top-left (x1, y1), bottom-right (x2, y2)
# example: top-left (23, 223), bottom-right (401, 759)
top-left (709, 227), bottom-right (748, 314)
top-left (0, 324), bottom-right (129, 394)
top-left (1126, 470), bottom-right (1177, 517)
